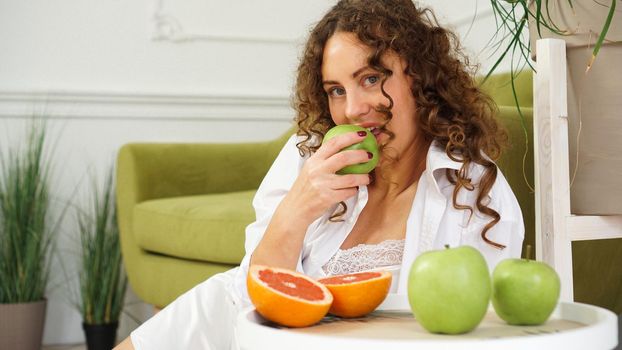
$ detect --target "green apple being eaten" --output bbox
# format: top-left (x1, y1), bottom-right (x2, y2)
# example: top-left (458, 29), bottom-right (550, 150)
top-left (322, 125), bottom-right (379, 174)
top-left (492, 258), bottom-right (560, 325)
top-left (408, 245), bottom-right (491, 334)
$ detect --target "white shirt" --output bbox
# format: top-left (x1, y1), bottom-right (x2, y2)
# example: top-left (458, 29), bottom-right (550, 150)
top-left (232, 134), bottom-right (524, 305)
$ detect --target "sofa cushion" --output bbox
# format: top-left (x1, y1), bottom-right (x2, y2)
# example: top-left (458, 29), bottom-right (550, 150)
top-left (133, 190), bottom-right (255, 264)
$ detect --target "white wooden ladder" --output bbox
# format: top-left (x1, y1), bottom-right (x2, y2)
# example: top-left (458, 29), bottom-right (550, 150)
top-left (534, 38), bottom-right (622, 302)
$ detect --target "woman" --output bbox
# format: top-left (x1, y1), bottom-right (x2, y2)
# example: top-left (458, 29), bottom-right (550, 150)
top-left (117, 0), bottom-right (524, 349)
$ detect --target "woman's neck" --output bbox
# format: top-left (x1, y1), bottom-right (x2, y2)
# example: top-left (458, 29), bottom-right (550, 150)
top-left (370, 135), bottom-right (431, 199)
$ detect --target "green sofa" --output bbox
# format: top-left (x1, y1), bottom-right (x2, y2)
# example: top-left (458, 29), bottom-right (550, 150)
top-left (117, 72), bottom-right (621, 315)
top-left (116, 132), bottom-right (293, 307)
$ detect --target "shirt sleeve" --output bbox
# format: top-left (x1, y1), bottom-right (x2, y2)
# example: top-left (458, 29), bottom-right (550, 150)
top-left (232, 134), bottom-right (306, 304)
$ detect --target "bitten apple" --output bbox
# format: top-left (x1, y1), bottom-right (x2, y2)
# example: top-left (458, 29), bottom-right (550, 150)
top-left (492, 258), bottom-right (560, 325)
top-left (322, 125), bottom-right (379, 174)
top-left (408, 245), bottom-right (491, 334)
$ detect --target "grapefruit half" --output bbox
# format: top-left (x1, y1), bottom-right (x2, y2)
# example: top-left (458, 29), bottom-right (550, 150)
top-left (247, 265), bottom-right (333, 327)
top-left (319, 271), bottom-right (392, 318)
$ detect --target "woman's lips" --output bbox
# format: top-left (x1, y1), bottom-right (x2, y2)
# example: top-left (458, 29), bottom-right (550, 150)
top-left (368, 126), bottom-right (384, 143)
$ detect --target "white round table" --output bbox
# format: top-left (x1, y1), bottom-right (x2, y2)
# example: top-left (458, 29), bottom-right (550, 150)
top-left (236, 295), bottom-right (618, 350)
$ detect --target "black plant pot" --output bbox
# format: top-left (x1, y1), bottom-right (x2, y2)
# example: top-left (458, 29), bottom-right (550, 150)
top-left (82, 322), bottom-right (118, 350)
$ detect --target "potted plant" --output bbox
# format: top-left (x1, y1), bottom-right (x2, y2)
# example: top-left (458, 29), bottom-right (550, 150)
top-left (0, 124), bottom-right (54, 350)
top-left (485, 0), bottom-right (621, 215)
top-left (76, 169), bottom-right (127, 350)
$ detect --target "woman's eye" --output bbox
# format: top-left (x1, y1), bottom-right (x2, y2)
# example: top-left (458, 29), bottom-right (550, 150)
top-left (328, 87), bottom-right (346, 97)
top-left (364, 75), bottom-right (379, 86)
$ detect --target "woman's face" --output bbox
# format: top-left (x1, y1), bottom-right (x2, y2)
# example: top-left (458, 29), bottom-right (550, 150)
top-left (321, 31), bottom-right (419, 161)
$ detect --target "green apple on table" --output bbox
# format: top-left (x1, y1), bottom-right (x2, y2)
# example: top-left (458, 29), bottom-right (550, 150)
top-left (407, 245), bottom-right (491, 334)
top-left (322, 125), bottom-right (379, 174)
top-left (492, 255), bottom-right (561, 325)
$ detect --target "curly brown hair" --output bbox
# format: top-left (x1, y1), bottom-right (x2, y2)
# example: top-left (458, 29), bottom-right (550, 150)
top-left (293, 0), bottom-right (509, 249)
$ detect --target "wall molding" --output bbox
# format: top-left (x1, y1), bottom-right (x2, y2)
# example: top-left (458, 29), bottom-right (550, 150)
top-left (152, 0), bottom-right (301, 44)
top-left (0, 90), bottom-right (293, 122)
top-left (152, 11), bottom-right (298, 44)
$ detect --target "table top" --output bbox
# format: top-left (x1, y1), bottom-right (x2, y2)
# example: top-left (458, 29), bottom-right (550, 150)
top-left (236, 295), bottom-right (618, 350)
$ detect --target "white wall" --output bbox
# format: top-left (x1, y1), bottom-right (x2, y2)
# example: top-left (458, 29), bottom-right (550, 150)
top-left (0, 0), bottom-right (516, 345)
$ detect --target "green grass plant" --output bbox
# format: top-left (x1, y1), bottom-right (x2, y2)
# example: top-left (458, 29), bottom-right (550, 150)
top-left (0, 124), bottom-right (53, 303)
top-left (484, 0), bottom-right (617, 81)
top-left (479, 0), bottom-right (617, 192)
top-left (77, 169), bottom-right (127, 325)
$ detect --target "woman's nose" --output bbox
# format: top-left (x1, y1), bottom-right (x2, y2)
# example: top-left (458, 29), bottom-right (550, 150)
top-left (345, 91), bottom-right (372, 121)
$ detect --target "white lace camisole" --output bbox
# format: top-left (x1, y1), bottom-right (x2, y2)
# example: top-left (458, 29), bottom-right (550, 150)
top-left (321, 239), bottom-right (405, 293)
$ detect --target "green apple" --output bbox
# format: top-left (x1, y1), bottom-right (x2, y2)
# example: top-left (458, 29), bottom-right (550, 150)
top-left (492, 258), bottom-right (560, 325)
top-left (322, 125), bottom-right (379, 174)
top-left (408, 245), bottom-right (491, 334)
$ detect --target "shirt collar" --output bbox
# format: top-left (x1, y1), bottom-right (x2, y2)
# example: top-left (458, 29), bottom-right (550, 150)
top-left (426, 140), bottom-right (463, 172)
top-left (425, 140), bottom-right (463, 196)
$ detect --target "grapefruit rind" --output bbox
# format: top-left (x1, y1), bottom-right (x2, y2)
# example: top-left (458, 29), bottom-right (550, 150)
top-left (247, 265), bottom-right (333, 328)
top-left (319, 271), bottom-right (392, 318)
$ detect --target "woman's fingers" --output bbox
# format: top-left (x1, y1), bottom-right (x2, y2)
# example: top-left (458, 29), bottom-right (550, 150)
top-left (330, 173), bottom-right (372, 190)
top-left (323, 149), bottom-right (372, 174)
top-left (330, 175), bottom-right (371, 202)
top-left (312, 174), bottom-right (371, 206)
top-left (332, 187), bottom-right (360, 203)
top-left (315, 131), bottom-right (366, 160)
top-left (313, 131), bottom-right (374, 174)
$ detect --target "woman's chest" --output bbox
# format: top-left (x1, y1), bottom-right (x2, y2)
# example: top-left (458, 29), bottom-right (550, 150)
top-left (340, 192), bottom-right (415, 249)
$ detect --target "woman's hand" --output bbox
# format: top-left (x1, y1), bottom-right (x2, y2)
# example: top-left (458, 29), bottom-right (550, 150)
top-left (282, 130), bottom-right (373, 225)
top-left (250, 130), bottom-right (372, 270)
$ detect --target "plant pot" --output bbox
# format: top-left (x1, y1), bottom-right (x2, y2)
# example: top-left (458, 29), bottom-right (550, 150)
top-left (83, 322), bottom-right (119, 350)
top-left (528, 1), bottom-right (622, 215)
top-left (0, 299), bottom-right (47, 350)
top-left (83, 321), bottom-right (119, 350)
